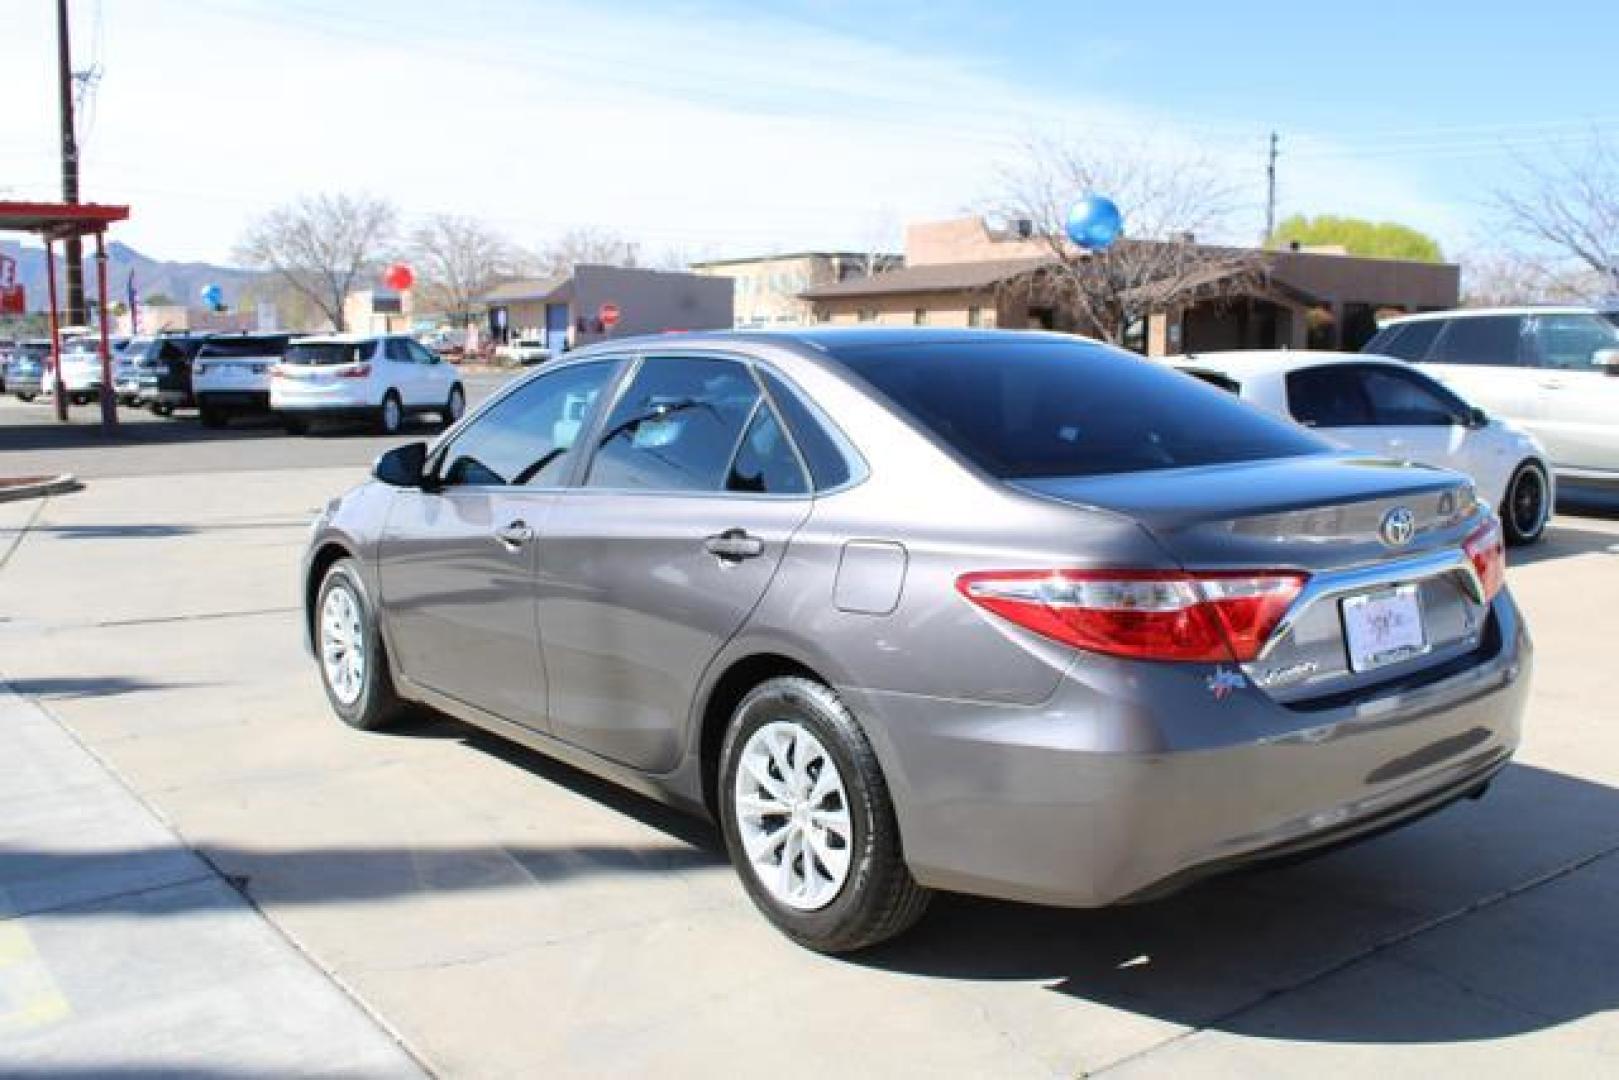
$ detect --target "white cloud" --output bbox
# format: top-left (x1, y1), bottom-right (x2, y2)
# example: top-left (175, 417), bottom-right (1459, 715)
top-left (1, 0), bottom-right (1470, 263)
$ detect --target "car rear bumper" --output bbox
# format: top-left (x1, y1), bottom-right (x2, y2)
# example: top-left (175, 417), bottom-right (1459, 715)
top-left (197, 389), bottom-right (270, 411)
top-left (9, 375), bottom-right (43, 395)
top-left (844, 590), bottom-right (1530, 907)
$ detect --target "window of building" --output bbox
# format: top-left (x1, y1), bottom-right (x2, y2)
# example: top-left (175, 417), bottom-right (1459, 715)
top-left (857, 308), bottom-right (876, 323)
top-left (913, 308), bottom-right (928, 326)
top-left (967, 306), bottom-right (983, 328)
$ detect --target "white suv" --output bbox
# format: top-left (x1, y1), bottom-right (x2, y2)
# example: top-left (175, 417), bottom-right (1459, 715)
top-left (1366, 307), bottom-right (1619, 485)
top-left (270, 333), bottom-right (465, 435)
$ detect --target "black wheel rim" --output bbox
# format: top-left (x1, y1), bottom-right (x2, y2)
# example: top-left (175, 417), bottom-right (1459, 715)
top-left (1511, 469), bottom-right (1544, 537)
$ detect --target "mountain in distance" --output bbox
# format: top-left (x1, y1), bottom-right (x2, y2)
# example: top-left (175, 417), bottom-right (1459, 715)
top-left (0, 239), bottom-right (263, 311)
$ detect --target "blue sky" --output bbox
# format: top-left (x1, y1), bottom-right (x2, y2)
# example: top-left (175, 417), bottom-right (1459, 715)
top-left (3, 0), bottom-right (1614, 264)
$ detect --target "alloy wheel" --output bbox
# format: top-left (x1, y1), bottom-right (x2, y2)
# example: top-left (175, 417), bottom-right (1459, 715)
top-left (320, 584), bottom-right (366, 706)
top-left (1509, 466), bottom-right (1547, 541)
top-left (733, 720), bottom-right (853, 911)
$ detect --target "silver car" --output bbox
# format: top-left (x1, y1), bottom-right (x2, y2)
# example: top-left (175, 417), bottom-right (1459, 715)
top-left (302, 329), bottom-right (1530, 952)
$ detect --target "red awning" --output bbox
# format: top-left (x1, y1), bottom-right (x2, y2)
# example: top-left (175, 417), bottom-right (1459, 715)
top-left (0, 200), bottom-right (130, 238)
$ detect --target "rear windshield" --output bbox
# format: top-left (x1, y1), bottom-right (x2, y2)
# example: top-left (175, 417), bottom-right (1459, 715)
top-left (285, 341), bottom-right (369, 366)
top-left (198, 336), bottom-right (290, 359)
top-left (829, 339), bottom-right (1326, 479)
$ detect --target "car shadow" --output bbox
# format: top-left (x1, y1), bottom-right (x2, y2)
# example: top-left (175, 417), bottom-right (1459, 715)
top-left (1508, 521), bottom-right (1619, 567)
top-left (851, 761), bottom-right (1619, 1045)
top-left (4, 675), bottom-right (206, 700)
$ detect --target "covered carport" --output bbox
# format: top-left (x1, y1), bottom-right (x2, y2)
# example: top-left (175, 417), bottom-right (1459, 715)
top-left (0, 200), bottom-right (131, 427)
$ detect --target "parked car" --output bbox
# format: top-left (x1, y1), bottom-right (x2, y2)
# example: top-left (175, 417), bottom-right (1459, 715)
top-left (192, 332), bottom-right (295, 427)
top-left (301, 328), bottom-right (1528, 953)
top-left (130, 332), bottom-right (210, 415)
top-left (497, 335), bottom-right (551, 365)
top-left (7, 341), bottom-right (49, 401)
top-left (271, 333), bottom-right (464, 435)
top-left (51, 338), bottom-right (127, 405)
top-left (113, 338), bottom-right (147, 405)
top-left (0, 339), bottom-right (14, 392)
top-left (1172, 350), bottom-right (1554, 545)
top-left (1365, 306), bottom-right (1619, 487)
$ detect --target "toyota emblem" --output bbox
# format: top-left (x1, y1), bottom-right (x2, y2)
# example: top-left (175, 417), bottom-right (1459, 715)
top-left (1380, 506), bottom-right (1416, 548)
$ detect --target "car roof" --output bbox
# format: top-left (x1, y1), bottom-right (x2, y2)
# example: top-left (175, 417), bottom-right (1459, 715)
top-left (1385, 305), bottom-right (1618, 324)
top-left (568, 326), bottom-right (1101, 359)
top-left (288, 332), bottom-right (382, 344)
top-left (1168, 349), bottom-right (1400, 376)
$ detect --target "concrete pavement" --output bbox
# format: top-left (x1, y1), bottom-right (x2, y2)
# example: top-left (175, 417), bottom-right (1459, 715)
top-left (2, 462), bottom-right (1618, 1076)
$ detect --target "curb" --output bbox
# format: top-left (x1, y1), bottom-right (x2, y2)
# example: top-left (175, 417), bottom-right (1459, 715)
top-left (0, 474), bottom-right (81, 503)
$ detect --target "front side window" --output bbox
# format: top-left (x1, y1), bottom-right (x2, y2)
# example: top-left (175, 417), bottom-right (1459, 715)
top-left (407, 340), bottom-right (440, 365)
top-left (385, 338), bottom-right (414, 362)
top-left (1286, 367), bottom-right (1375, 427)
top-left (586, 357), bottom-right (761, 492)
top-left (1359, 366), bottom-right (1466, 426)
top-left (1532, 313), bottom-right (1619, 371)
top-left (438, 361), bottom-right (616, 487)
top-left (1429, 316), bottom-right (1527, 367)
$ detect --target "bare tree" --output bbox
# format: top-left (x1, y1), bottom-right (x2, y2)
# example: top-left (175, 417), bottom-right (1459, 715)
top-left (536, 227), bottom-right (641, 277)
top-left (989, 140), bottom-right (1262, 344)
top-left (1495, 133), bottom-right (1619, 296)
top-left (409, 214), bottom-right (524, 327)
top-left (1458, 247), bottom-right (1605, 307)
top-left (236, 193), bottom-right (398, 331)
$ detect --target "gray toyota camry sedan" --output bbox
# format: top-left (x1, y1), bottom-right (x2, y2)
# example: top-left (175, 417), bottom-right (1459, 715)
top-left (302, 328), bottom-right (1529, 953)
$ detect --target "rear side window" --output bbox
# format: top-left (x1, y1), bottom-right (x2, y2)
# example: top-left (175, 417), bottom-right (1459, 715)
top-left (286, 342), bottom-right (369, 366)
top-left (1287, 367), bottom-right (1374, 427)
top-left (587, 357), bottom-right (760, 492)
top-left (1429, 316), bottom-right (1527, 367)
top-left (1531, 313), bottom-right (1619, 371)
top-left (759, 369), bottom-right (856, 490)
top-left (1366, 320), bottom-right (1443, 361)
top-left (830, 340), bottom-right (1325, 479)
top-left (727, 403), bottom-right (808, 494)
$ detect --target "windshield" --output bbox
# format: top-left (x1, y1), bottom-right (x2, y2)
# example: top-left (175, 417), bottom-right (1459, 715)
top-left (829, 339), bottom-right (1327, 480)
top-left (198, 336), bottom-right (291, 359)
top-left (284, 342), bottom-right (369, 366)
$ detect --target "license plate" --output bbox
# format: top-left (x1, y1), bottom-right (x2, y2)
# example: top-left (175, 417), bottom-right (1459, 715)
top-left (1342, 585), bottom-right (1427, 672)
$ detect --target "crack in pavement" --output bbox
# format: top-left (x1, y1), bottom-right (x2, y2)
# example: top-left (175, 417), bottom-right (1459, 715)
top-left (94, 606), bottom-right (302, 628)
top-left (1091, 839), bottom-right (1619, 1075)
top-left (0, 494), bottom-right (49, 572)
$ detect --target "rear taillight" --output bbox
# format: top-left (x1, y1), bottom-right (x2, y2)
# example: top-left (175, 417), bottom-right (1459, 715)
top-left (1463, 517), bottom-right (1506, 603)
top-left (956, 569), bottom-right (1307, 663)
top-left (270, 364), bottom-right (287, 378)
top-left (337, 363), bottom-right (371, 379)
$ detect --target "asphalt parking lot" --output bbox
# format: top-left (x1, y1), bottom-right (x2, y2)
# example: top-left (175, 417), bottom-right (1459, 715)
top-left (4, 392), bottom-right (1619, 1077)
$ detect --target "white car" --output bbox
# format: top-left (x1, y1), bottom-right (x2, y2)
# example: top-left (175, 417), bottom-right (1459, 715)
top-left (192, 333), bottom-right (293, 428)
top-left (1172, 350), bottom-right (1554, 544)
top-left (53, 340), bottom-right (116, 405)
top-left (271, 333), bottom-right (464, 435)
top-left (498, 335), bottom-right (551, 365)
top-left (1365, 306), bottom-right (1619, 487)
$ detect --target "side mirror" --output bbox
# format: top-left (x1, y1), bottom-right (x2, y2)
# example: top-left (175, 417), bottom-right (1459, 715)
top-left (1594, 348), bottom-right (1619, 375)
top-left (373, 442), bottom-right (428, 488)
top-left (1466, 406), bottom-right (1489, 429)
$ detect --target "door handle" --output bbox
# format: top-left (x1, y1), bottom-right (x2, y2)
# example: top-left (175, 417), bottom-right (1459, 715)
top-left (494, 520), bottom-right (534, 549)
top-left (704, 528), bottom-right (765, 561)
top-left (1539, 380), bottom-right (1565, 390)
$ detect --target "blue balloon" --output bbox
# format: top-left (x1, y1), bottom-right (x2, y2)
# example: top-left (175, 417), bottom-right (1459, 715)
top-left (1065, 196), bottom-right (1123, 251)
top-left (200, 283), bottom-right (224, 309)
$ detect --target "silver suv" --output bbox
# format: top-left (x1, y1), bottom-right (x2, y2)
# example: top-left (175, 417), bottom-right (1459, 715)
top-left (1367, 307), bottom-right (1619, 485)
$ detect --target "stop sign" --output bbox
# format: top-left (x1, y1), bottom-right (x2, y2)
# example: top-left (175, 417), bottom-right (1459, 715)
top-left (598, 302), bottom-right (621, 330)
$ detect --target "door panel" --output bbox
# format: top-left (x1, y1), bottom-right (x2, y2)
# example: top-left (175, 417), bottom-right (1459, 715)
top-left (536, 493), bottom-right (809, 771)
top-left (1528, 314), bottom-right (1619, 473)
top-left (378, 489), bottom-right (552, 729)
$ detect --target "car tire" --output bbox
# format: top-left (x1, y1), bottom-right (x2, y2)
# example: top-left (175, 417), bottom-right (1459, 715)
top-left (442, 384), bottom-right (465, 429)
top-left (199, 406), bottom-right (227, 429)
top-left (314, 558), bottom-right (403, 731)
top-left (377, 391), bottom-right (403, 435)
top-left (1502, 460), bottom-right (1550, 546)
top-left (718, 676), bottom-right (931, 954)
top-left (16, 393), bottom-right (35, 403)
top-left (280, 414), bottom-right (309, 436)
top-left (149, 402), bottom-right (172, 417)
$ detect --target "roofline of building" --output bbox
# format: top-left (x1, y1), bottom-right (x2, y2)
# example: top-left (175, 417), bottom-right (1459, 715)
top-left (690, 251), bottom-right (901, 269)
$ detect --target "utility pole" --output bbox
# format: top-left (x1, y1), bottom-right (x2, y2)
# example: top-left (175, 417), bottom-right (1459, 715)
top-left (56, 0), bottom-right (86, 326)
top-left (1264, 131), bottom-right (1279, 245)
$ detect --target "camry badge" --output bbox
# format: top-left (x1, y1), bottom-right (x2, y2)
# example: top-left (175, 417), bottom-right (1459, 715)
top-left (1380, 506), bottom-right (1416, 548)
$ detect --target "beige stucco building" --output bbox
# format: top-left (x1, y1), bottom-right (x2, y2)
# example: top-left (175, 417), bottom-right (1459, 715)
top-left (690, 252), bottom-right (900, 328)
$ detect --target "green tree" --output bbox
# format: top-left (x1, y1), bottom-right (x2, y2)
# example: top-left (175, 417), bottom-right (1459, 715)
top-left (1269, 215), bottom-right (1443, 263)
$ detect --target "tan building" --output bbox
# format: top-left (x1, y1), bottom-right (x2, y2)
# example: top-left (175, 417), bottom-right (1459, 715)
top-left (482, 264), bottom-right (733, 352)
top-left (802, 217), bottom-right (1459, 355)
top-left (690, 252), bottom-right (900, 328)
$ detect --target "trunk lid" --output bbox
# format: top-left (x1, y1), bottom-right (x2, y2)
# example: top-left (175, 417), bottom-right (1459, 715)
top-left (1016, 453), bottom-right (1495, 705)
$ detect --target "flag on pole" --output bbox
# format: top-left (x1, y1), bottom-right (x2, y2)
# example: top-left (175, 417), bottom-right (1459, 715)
top-left (126, 270), bottom-right (140, 334)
